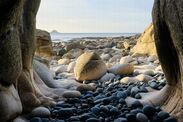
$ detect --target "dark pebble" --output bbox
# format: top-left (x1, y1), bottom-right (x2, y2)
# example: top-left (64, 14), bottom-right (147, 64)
top-left (116, 91), bottom-right (127, 99)
top-left (157, 111), bottom-right (170, 120)
top-left (110, 107), bottom-right (119, 115)
top-left (163, 117), bottom-right (177, 122)
top-left (114, 117), bottom-right (127, 122)
top-left (91, 106), bottom-right (100, 115)
top-left (136, 113), bottom-right (148, 122)
top-left (126, 114), bottom-right (136, 122)
top-left (143, 105), bottom-right (156, 117)
top-left (30, 117), bottom-right (42, 122)
top-left (86, 118), bottom-right (101, 122)
top-left (131, 101), bottom-right (143, 109)
top-left (119, 98), bottom-right (126, 105)
top-left (135, 94), bottom-right (142, 99)
top-left (57, 108), bottom-right (75, 118)
top-left (41, 118), bottom-right (49, 122)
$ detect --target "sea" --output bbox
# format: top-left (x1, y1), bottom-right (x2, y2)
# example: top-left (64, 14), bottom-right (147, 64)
top-left (50, 33), bottom-right (138, 42)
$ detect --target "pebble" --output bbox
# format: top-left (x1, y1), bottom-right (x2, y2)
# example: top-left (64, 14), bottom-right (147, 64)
top-left (143, 105), bottom-right (156, 117)
top-left (163, 117), bottom-right (177, 122)
top-left (157, 111), bottom-right (170, 120)
top-left (30, 117), bottom-right (42, 122)
top-left (114, 117), bottom-right (127, 122)
top-left (86, 118), bottom-right (101, 122)
top-left (136, 113), bottom-right (148, 122)
top-left (31, 107), bottom-right (51, 118)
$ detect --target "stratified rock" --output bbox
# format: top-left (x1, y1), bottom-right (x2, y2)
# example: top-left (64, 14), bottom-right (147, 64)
top-left (74, 52), bottom-right (107, 81)
top-left (35, 29), bottom-right (52, 60)
top-left (109, 64), bottom-right (134, 75)
top-left (131, 23), bottom-right (156, 56)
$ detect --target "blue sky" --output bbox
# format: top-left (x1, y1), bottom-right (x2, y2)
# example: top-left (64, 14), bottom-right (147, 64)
top-left (37, 0), bottom-right (154, 33)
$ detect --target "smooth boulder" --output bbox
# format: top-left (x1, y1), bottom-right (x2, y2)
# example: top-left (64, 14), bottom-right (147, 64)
top-left (74, 52), bottom-right (107, 81)
top-left (109, 64), bottom-right (134, 75)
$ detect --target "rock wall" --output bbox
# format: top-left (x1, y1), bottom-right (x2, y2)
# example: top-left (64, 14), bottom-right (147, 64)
top-left (131, 23), bottom-right (156, 56)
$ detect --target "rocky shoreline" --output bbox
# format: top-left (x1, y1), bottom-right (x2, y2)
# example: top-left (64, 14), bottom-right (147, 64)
top-left (28, 30), bottom-right (177, 122)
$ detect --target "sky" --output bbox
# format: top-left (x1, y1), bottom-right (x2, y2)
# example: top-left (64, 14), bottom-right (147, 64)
top-left (37, 0), bottom-right (154, 33)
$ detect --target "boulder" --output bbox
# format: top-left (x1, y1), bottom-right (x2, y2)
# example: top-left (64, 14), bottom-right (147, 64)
top-left (0, 85), bottom-right (22, 122)
top-left (62, 48), bottom-right (84, 59)
top-left (120, 55), bottom-right (134, 64)
top-left (131, 23), bottom-right (156, 56)
top-left (120, 77), bottom-right (138, 84)
top-left (74, 52), bottom-right (107, 81)
top-left (100, 53), bottom-right (111, 61)
top-left (109, 64), bottom-right (134, 75)
top-left (135, 74), bottom-right (154, 82)
top-left (35, 29), bottom-right (52, 60)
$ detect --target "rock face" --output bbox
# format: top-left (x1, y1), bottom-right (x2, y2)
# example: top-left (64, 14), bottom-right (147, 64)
top-left (131, 23), bottom-right (156, 56)
top-left (74, 52), bottom-right (107, 81)
top-left (35, 29), bottom-right (52, 60)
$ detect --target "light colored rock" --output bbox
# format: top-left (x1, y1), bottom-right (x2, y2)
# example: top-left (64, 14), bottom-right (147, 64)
top-left (101, 53), bottom-right (111, 61)
top-left (131, 23), bottom-right (157, 56)
top-left (65, 42), bottom-right (85, 51)
top-left (0, 85), bottom-right (22, 122)
top-left (100, 73), bottom-right (116, 82)
top-left (154, 59), bottom-right (160, 64)
top-left (106, 63), bottom-right (113, 69)
top-left (120, 77), bottom-right (138, 84)
top-left (120, 55), bottom-right (134, 64)
top-left (134, 69), bottom-right (155, 76)
top-left (109, 64), bottom-right (134, 75)
top-left (123, 41), bottom-right (130, 49)
top-left (135, 74), bottom-right (154, 82)
top-left (74, 52), bottom-right (107, 81)
top-left (62, 91), bottom-right (81, 98)
top-left (56, 79), bottom-right (80, 89)
top-left (58, 58), bottom-right (70, 65)
top-left (51, 65), bottom-right (68, 74)
top-left (155, 65), bottom-right (162, 71)
top-left (31, 107), bottom-right (51, 118)
top-left (147, 55), bottom-right (158, 62)
top-left (130, 60), bottom-right (138, 65)
top-left (109, 55), bottom-right (122, 63)
top-left (67, 61), bottom-right (76, 73)
top-left (35, 29), bottom-right (52, 60)
top-left (13, 116), bottom-right (28, 122)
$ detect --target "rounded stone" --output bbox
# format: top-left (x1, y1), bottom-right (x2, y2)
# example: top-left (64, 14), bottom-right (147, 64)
top-left (136, 113), bottom-right (148, 122)
top-left (142, 105), bottom-right (156, 117)
top-left (62, 91), bottom-right (81, 98)
top-left (31, 107), bottom-right (51, 118)
top-left (114, 117), bottom-right (127, 122)
top-left (157, 111), bottom-right (170, 120)
top-left (30, 117), bottom-right (42, 122)
top-left (163, 117), bottom-right (177, 122)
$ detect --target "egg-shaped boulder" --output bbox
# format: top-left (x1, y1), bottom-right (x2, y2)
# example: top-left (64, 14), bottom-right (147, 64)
top-left (74, 52), bottom-right (107, 81)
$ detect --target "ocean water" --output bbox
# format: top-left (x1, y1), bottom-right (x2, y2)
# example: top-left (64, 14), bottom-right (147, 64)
top-left (50, 33), bottom-right (138, 42)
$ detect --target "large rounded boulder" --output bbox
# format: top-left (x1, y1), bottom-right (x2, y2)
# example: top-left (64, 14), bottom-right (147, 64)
top-left (74, 52), bottom-right (107, 81)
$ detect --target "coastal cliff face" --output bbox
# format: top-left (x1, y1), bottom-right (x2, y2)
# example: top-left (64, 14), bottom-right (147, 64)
top-left (132, 23), bottom-right (156, 56)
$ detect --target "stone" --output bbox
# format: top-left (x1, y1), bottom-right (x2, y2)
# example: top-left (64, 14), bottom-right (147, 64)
top-left (62, 48), bottom-right (84, 59)
top-left (123, 41), bottom-right (131, 50)
top-left (136, 113), bottom-right (148, 122)
top-left (31, 107), bottom-right (51, 118)
top-left (67, 61), bottom-right (76, 73)
top-left (147, 55), bottom-right (158, 62)
top-left (142, 105), bottom-right (156, 117)
top-left (30, 117), bottom-right (42, 122)
top-left (76, 84), bottom-right (96, 93)
top-left (120, 77), bottom-right (138, 84)
top-left (0, 85), bottom-right (22, 122)
top-left (65, 42), bottom-right (85, 51)
top-left (131, 101), bottom-right (143, 109)
top-left (120, 55), bottom-right (134, 64)
top-left (86, 118), bottom-right (101, 122)
top-left (163, 117), bottom-right (177, 122)
top-left (58, 58), bottom-right (70, 65)
top-left (62, 91), bottom-right (81, 98)
top-left (35, 29), bottom-right (52, 60)
top-left (131, 23), bottom-right (156, 56)
top-left (13, 117), bottom-right (28, 122)
top-left (51, 65), bottom-right (68, 74)
top-left (101, 53), bottom-right (111, 61)
top-left (114, 118), bottom-right (127, 122)
top-left (135, 74), bottom-right (154, 82)
top-left (74, 52), bottom-right (107, 81)
top-left (109, 64), bottom-right (134, 75)
top-left (100, 73), bottom-right (115, 82)
top-left (157, 111), bottom-right (170, 120)
top-left (57, 108), bottom-right (75, 118)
